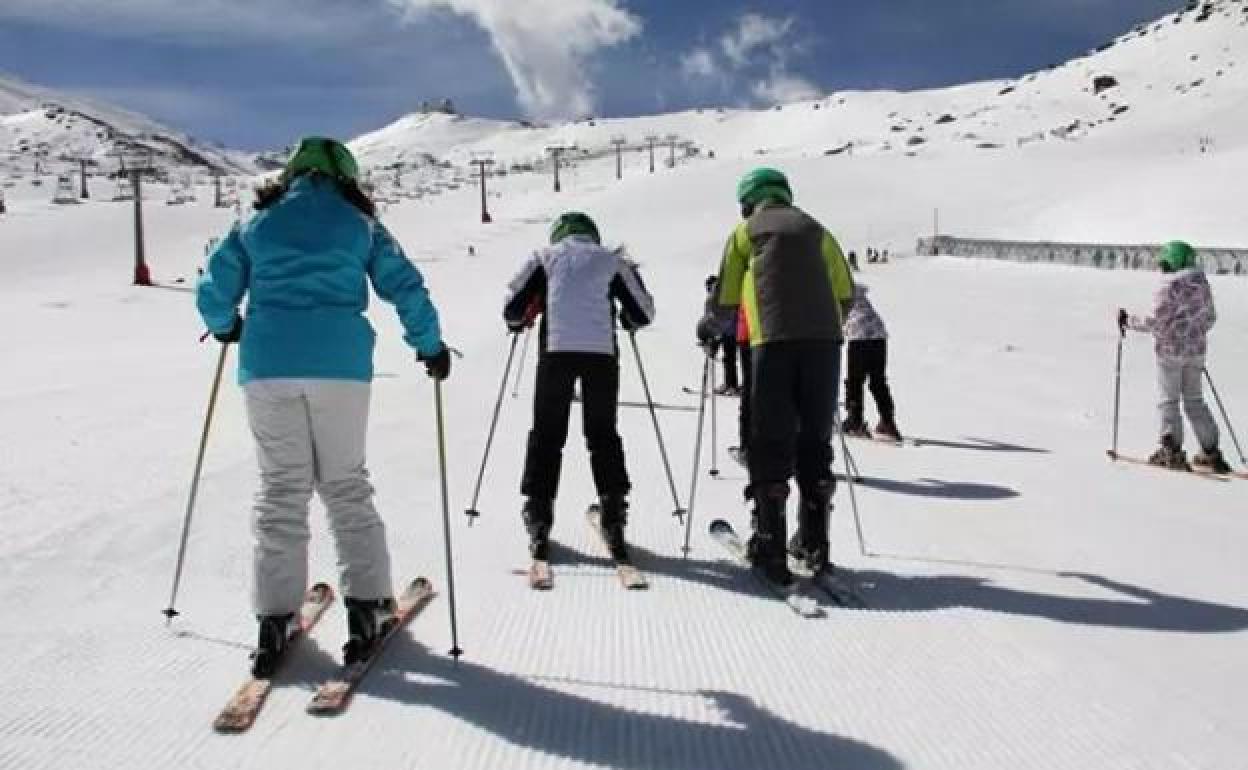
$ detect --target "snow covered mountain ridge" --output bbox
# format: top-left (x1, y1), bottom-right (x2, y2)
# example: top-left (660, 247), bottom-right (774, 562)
top-left (0, 74), bottom-right (254, 178)
top-left (349, 0), bottom-right (1248, 172)
top-left (3, 0), bottom-right (1245, 181)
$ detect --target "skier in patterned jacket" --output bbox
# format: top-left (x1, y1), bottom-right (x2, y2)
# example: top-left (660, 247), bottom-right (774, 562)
top-left (197, 137), bottom-right (449, 676)
top-left (698, 168), bottom-right (855, 585)
top-left (503, 212), bottom-right (656, 564)
top-left (1121, 240), bottom-right (1231, 473)
top-left (841, 282), bottom-right (902, 441)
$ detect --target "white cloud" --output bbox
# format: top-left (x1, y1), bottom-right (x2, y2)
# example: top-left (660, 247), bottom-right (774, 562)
top-left (388, 0), bottom-right (642, 121)
top-left (751, 72), bottom-right (822, 105)
top-left (720, 13), bottom-right (794, 68)
top-left (680, 48), bottom-right (718, 80)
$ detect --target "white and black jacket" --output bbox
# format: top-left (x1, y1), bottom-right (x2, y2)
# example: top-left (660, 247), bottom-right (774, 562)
top-left (504, 235), bottom-right (656, 355)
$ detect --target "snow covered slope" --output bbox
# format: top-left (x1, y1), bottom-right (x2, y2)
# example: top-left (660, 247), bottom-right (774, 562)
top-left (0, 74), bottom-right (254, 177)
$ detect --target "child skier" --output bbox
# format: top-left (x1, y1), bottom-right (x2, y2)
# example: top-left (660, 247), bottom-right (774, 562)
top-left (1121, 240), bottom-right (1230, 473)
top-left (841, 282), bottom-right (902, 441)
top-left (702, 276), bottom-right (742, 396)
top-left (503, 212), bottom-right (655, 564)
top-left (196, 137), bottom-right (449, 676)
top-left (698, 168), bottom-right (855, 585)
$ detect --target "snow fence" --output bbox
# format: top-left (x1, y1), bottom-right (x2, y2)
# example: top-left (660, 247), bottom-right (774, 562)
top-left (916, 236), bottom-right (1248, 276)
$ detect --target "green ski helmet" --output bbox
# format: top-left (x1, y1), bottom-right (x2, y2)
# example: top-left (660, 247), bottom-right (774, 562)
top-left (736, 167), bottom-right (793, 208)
top-left (550, 211), bottom-right (601, 244)
top-left (1159, 240), bottom-right (1196, 272)
top-left (283, 137), bottom-right (360, 183)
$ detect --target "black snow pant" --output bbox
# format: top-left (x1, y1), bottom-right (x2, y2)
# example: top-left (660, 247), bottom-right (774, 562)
top-left (748, 340), bottom-right (841, 493)
top-left (719, 334), bottom-right (741, 390)
top-left (845, 339), bottom-right (895, 424)
top-left (520, 353), bottom-right (630, 512)
top-left (737, 343), bottom-right (753, 452)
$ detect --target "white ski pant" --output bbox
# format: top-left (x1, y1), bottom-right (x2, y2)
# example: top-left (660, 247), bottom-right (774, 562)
top-left (244, 379), bottom-right (394, 616)
top-left (1156, 358), bottom-right (1219, 452)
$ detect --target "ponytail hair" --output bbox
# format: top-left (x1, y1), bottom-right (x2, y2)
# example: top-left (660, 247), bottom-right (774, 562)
top-left (252, 171), bottom-right (377, 219)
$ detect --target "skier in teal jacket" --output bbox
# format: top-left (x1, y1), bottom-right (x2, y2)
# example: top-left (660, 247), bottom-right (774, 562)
top-left (197, 137), bottom-right (448, 676)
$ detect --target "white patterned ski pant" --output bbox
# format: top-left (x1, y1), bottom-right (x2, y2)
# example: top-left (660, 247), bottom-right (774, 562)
top-left (1156, 359), bottom-right (1219, 452)
top-left (244, 379), bottom-right (394, 616)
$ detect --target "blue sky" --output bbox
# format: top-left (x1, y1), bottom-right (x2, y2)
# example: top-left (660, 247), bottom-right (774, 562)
top-left (0, 1), bottom-right (1180, 151)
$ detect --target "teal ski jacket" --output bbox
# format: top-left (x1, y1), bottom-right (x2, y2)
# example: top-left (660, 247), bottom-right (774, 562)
top-left (196, 174), bottom-right (443, 384)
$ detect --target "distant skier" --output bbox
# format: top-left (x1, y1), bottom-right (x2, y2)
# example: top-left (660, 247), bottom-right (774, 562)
top-left (503, 212), bottom-right (655, 564)
top-left (702, 275), bottom-right (742, 395)
top-left (1120, 240), bottom-right (1230, 473)
top-left (698, 168), bottom-right (855, 585)
top-left (196, 137), bottom-right (450, 676)
top-left (841, 282), bottom-right (902, 441)
top-left (847, 250), bottom-right (859, 272)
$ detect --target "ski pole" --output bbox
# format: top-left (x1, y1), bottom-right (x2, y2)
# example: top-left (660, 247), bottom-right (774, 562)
top-left (682, 352), bottom-right (713, 554)
top-left (628, 331), bottom-right (685, 521)
top-left (433, 379), bottom-right (464, 659)
top-left (163, 342), bottom-right (230, 624)
top-left (510, 326), bottom-right (532, 399)
top-left (1204, 367), bottom-right (1246, 464)
top-left (841, 429), bottom-right (863, 482)
top-left (1109, 321), bottom-right (1126, 459)
top-left (464, 332), bottom-right (520, 523)
top-left (709, 355), bottom-right (720, 478)
top-left (835, 420), bottom-right (868, 557)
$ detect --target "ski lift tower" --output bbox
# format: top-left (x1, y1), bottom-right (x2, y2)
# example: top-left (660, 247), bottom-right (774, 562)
top-left (611, 136), bottom-right (627, 180)
top-left (644, 135), bottom-right (658, 173)
top-left (61, 152), bottom-right (96, 199)
top-left (114, 150), bottom-right (156, 286)
top-left (546, 145), bottom-right (574, 193)
top-left (665, 134), bottom-right (680, 168)
top-left (470, 153), bottom-right (495, 223)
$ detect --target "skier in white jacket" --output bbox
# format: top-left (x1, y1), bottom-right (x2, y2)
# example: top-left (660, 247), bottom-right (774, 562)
top-left (503, 212), bottom-right (656, 564)
top-left (1121, 240), bottom-right (1230, 473)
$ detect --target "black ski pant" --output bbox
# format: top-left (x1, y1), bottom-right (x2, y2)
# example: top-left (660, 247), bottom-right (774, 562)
top-left (748, 340), bottom-right (841, 494)
top-left (737, 343), bottom-right (753, 452)
top-left (719, 333), bottom-right (741, 390)
top-left (845, 339), bottom-right (894, 423)
top-left (520, 353), bottom-right (630, 513)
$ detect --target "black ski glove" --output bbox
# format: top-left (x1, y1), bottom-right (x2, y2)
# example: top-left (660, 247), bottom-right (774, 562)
top-left (418, 345), bottom-right (452, 381)
top-left (696, 316), bottom-right (720, 353)
top-left (213, 316), bottom-right (243, 344)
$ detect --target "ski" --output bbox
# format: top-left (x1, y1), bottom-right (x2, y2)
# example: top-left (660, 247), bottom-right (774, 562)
top-left (586, 504), bottom-right (649, 590)
top-left (1106, 451), bottom-right (1235, 481)
top-left (843, 430), bottom-right (919, 448)
top-left (306, 577), bottom-right (436, 716)
top-left (528, 560), bottom-right (554, 590)
top-left (213, 582), bottom-right (334, 734)
top-left (792, 562), bottom-right (868, 609)
top-left (573, 394), bottom-right (697, 413)
top-left (708, 519), bottom-right (821, 617)
top-left (683, 386), bottom-right (740, 398)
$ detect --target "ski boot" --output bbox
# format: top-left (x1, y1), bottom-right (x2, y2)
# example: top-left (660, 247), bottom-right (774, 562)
top-left (1148, 435), bottom-right (1190, 471)
top-left (746, 482), bottom-right (794, 586)
top-left (598, 493), bottom-right (632, 563)
top-left (789, 479), bottom-right (834, 573)
top-left (250, 612), bottom-right (296, 678)
top-left (841, 409), bottom-right (871, 439)
top-left (342, 596), bottom-right (398, 665)
top-left (1192, 446), bottom-right (1232, 474)
top-left (522, 497), bottom-right (554, 561)
top-left (875, 415), bottom-right (903, 443)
